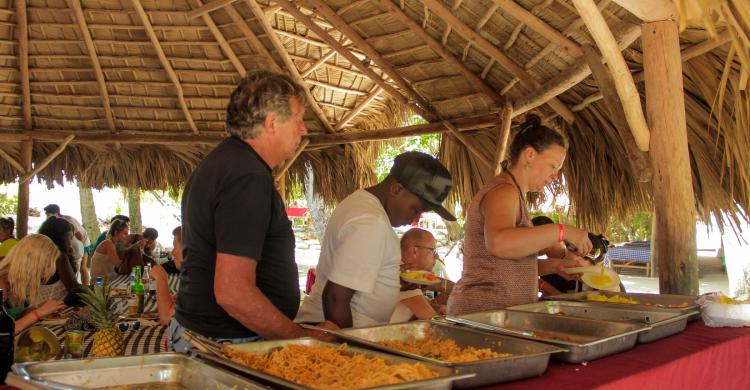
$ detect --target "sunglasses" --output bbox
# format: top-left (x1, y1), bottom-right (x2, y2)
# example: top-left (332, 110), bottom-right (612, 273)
top-left (118, 320), bottom-right (141, 331)
top-left (414, 245), bottom-right (438, 256)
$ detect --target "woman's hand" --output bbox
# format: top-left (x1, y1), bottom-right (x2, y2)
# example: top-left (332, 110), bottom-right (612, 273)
top-left (556, 254), bottom-right (591, 281)
top-left (37, 300), bottom-right (65, 317)
top-left (564, 226), bottom-right (593, 256)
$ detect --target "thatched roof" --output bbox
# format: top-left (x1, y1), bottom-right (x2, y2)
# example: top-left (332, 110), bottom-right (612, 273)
top-left (0, 0), bottom-right (748, 232)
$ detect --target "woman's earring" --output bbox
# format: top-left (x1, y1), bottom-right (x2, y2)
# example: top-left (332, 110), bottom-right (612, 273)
top-left (524, 162), bottom-right (530, 170)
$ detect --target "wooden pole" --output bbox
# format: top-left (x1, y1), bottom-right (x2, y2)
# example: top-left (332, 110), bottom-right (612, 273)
top-left (643, 20), bottom-right (698, 295)
top-left (494, 103), bottom-right (513, 175)
top-left (335, 87), bottom-right (382, 131)
top-left (0, 148), bottom-right (24, 172)
top-left (16, 140), bottom-right (32, 239)
top-left (572, 0), bottom-right (650, 151)
top-left (443, 121), bottom-right (494, 170)
top-left (17, 0), bottom-right (31, 131)
top-left (20, 135), bottom-right (76, 185)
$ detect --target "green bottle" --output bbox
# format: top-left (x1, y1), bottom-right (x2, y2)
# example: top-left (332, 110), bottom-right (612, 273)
top-left (132, 266), bottom-right (145, 314)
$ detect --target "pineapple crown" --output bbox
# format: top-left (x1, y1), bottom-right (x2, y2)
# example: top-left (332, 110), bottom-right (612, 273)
top-left (79, 280), bottom-right (119, 329)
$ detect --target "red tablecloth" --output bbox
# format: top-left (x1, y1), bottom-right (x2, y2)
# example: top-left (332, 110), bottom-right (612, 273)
top-left (482, 321), bottom-right (750, 389)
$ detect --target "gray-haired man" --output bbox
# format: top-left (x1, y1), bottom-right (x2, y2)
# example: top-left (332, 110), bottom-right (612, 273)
top-left (169, 71), bottom-right (331, 352)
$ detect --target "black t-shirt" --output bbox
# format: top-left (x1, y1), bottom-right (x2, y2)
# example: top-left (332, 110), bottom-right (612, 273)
top-left (175, 136), bottom-right (298, 338)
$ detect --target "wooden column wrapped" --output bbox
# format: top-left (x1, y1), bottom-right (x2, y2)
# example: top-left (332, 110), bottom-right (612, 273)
top-left (16, 140), bottom-right (32, 239)
top-left (643, 20), bottom-right (698, 295)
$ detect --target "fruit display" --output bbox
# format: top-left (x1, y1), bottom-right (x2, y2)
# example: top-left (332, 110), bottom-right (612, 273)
top-left (79, 282), bottom-right (124, 357)
top-left (14, 327), bottom-right (60, 362)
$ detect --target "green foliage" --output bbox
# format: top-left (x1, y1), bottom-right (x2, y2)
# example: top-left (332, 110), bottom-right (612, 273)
top-left (374, 115), bottom-right (440, 181)
top-left (605, 212), bottom-right (652, 244)
top-left (0, 192), bottom-right (17, 216)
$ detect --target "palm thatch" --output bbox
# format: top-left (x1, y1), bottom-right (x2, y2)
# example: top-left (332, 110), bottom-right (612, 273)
top-left (0, 0), bottom-right (747, 233)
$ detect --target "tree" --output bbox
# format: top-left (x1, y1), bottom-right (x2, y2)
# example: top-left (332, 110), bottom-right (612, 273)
top-left (305, 164), bottom-right (329, 243)
top-left (0, 192), bottom-right (17, 217)
top-left (78, 184), bottom-right (100, 241)
top-left (126, 188), bottom-right (142, 234)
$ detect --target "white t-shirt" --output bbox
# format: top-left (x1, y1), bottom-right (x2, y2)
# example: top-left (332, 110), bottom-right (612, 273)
top-left (295, 190), bottom-right (401, 327)
top-left (390, 289), bottom-right (424, 323)
top-left (62, 215), bottom-right (90, 247)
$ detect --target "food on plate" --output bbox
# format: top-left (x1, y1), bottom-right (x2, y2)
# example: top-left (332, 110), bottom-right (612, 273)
top-left (223, 344), bottom-right (439, 389)
top-left (400, 270), bottom-right (439, 283)
top-left (586, 293), bottom-right (639, 304)
top-left (15, 327), bottom-right (60, 362)
top-left (379, 331), bottom-right (511, 362)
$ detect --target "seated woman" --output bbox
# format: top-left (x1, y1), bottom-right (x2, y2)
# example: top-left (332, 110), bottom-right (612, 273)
top-left (90, 219), bottom-right (132, 281)
top-left (0, 217), bottom-right (17, 260)
top-left (0, 234), bottom-right (65, 334)
top-left (150, 226), bottom-right (182, 325)
top-left (447, 115), bottom-right (592, 315)
top-left (38, 217), bottom-right (81, 300)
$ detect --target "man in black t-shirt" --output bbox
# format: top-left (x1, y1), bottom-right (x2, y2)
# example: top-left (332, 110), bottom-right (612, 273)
top-left (168, 71), bottom-right (333, 352)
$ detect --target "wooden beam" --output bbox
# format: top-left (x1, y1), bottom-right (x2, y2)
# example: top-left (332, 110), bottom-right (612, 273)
top-left (20, 134), bottom-right (75, 185)
top-left (572, 0), bottom-right (649, 151)
top-left (582, 44), bottom-right (651, 182)
top-left (513, 19), bottom-right (641, 120)
top-left (68, 0), bottom-right (117, 133)
top-left (643, 20), bottom-right (697, 295)
top-left (444, 121), bottom-right (494, 170)
top-left (303, 0), bottom-right (438, 120)
top-left (272, 0), bottom-right (427, 119)
top-left (304, 80), bottom-right (367, 95)
top-left (16, 140), bottom-right (32, 239)
top-left (244, 0), bottom-right (336, 134)
top-left (16, 0), bottom-right (31, 130)
top-left (494, 103), bottom-right (513, 174)
top-left (187, 0), bottom-right (237, 19)
top-left (335, 86), bottom-right (382, 130)
top-left (572, 30), bottom-right (732, 113)
top-left (192, 0), bottom-right (246, 76)
top-left (611, 0), bottom-right (677, 22)
top-left (275, 139), bottom-right (309, 180)
top-left (301, 49), bottom-right (337, 78)
top-left (0, 147), bottom-right (24, 172)
top-left (223, 3), bottom-right (282, 73)
top-left (374, 0), bottom-right (505, 105)
top-left (421, 0), bottom-right (575, 123)
top-left (491, 0), bottom-right (582, 57)
top-left (130, 0), bottom-right (199, 134)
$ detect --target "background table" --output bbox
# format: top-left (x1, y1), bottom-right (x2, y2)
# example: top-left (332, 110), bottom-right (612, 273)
top-left (480, 320), bottom-right (750, 389)
top-left (605, 242), bottom-right (652, 276)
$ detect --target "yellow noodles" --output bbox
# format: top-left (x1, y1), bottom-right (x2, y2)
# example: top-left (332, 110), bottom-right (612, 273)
top-left (379, 333), bottom-right (511, 363)
top-left (223, 344), bottom-right (438, 390)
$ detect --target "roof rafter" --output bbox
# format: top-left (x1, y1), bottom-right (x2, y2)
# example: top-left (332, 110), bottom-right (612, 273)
top-left (16, 0), bottom-right (31, 130)
top-left (244, 0), bottom-right (336, 134)
top-left (191, 0), bottom-right (246, 77)
top-left (375, 0), bottom-right (504, 105)
top-left (223, 3), bottom-right (282, 73)
top-left (492, 0), bottom-right (582, 57)
top-left (335, 86), bottom-right (383, 131)
top-left (187, 0), bottom-right (238, 19)
top-left (301, 49), bottom-right (337, 78)
top-left (420, 0), bottom-right (575, 122)
top-left (130, 0), bottom-right (199, 134)
top-left (68, 0), bottom-right (117, 133)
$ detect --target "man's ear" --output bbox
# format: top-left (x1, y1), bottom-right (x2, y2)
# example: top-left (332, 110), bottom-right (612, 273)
top-left (390, 180), bottom-right (406, 196)
top-left (263, 112), bottom-right (277, 135)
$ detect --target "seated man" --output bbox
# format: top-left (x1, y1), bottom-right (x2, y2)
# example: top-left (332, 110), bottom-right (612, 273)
top-left (390, 228), bottom-right (451, 322)
top-left (295, 151), bottom-right (456, 328)
top-left (151, 226), bottom-right (182, 325)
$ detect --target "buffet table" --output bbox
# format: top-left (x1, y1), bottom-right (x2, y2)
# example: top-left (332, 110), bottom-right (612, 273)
top-left (484, 321), bottom-right (750, 389)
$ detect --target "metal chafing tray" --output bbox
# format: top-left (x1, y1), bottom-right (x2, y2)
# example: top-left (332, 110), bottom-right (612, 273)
top-left (196, 337), bottom-right (473, 390)
top-left (546, 291), bottom-right (699, 319)
top-left (11, 353), bottom-right (268, 390)
top-left (446, 309), bottom-right (649, 363)
top-left (323, 320), bottom-right (563, 389)
top-left (508, 301), bottom-right (698, 343)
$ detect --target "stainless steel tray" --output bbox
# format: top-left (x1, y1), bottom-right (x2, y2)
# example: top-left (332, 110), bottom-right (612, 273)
top-left (196, 337), bottom-right (473, 390)
top-left (508, 301), bottom-right (698, 343)
top-left (446, 309), bottom-right (649, 363)
top-left (546, 291), bottom-right (698, 318)
top-left (326, 320), bottom-right (563, 389)
top-left (12, 353), bottom-right (267, 389)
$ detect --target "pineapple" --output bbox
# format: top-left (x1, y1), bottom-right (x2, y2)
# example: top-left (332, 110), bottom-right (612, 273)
top-left (79, 282), bottom-right (124, 357)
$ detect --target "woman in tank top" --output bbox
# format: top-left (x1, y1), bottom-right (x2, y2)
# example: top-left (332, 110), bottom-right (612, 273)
top-left (447, 115), bottom-right (594, 315)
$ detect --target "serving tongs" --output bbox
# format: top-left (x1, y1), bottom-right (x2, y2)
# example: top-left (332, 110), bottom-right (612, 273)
top-left (183, 329), bottom-right (225, 357)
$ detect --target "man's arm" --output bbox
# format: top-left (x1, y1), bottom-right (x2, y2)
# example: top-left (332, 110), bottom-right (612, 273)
top-left (321, 281), bottom-right (356, 328)
top-left (400, 295), bottom-right (438, 320)
top-left (215, 252), bottom-right (320, 340)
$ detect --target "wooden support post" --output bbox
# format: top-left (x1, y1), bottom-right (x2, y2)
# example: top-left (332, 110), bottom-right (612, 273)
top-left (131, 0), bottom-right (199, 134)
top-left (611, 0), bottom-right (677, 22)
top-left (245, 0), bottom-right (336, 134)
top-left (643, 20), bottom-right (698, 295)
top-left (17, 0), bottom-right (31, 131)
top-left (68, 0), bottom-right (117, 132)
top-left (20, 135), bottom-right (76, 184)
top-left (572, 0), bottom-right (650, 151)
top-left (582, 44), bottom-right (651, 182)
top-left (443, 121), bottom-right (494, 170)
top-left (16, 140), bottom-right (32, 239)
top-left (0, 148), bottom-right (24, 172)
top-left (494, 103), bottom-right (513, 175)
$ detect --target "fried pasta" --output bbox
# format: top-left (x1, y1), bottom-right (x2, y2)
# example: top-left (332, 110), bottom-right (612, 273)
top-left (223, 344), bottom-right (438, 390)
top-left (586, 293), bottom-right (639, 304)
top-left (379, 333), bottom-right (511, 363)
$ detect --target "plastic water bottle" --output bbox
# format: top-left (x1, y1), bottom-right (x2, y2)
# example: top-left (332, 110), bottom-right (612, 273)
top-left (94, 276), bottom-right (103, 287)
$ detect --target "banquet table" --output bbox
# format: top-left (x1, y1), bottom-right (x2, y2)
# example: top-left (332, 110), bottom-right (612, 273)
top-left (36, 273), bottom-right (179, 357)
top-left (479, 320), bottom-right (750, 390)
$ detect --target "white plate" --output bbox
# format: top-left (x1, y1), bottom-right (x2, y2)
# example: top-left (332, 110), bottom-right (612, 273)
top-left (400, 271), bottom-right (441, 285)
top-left (580, 267), bottom-right (621, 291)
